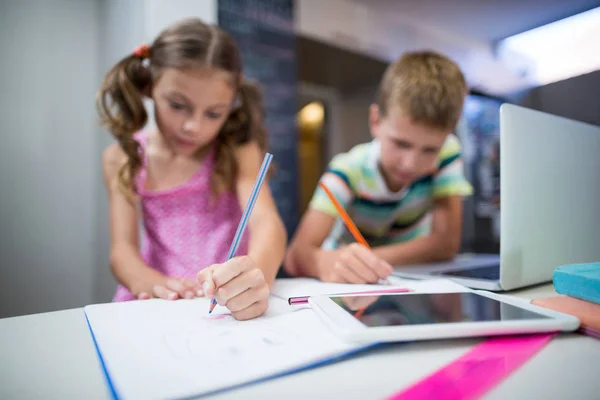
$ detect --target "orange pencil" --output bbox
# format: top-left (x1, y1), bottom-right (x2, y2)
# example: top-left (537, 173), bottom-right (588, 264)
top-left (319, 182), bottom-right (383, 319)
top-left (319, 182), bottom-right (370, 248)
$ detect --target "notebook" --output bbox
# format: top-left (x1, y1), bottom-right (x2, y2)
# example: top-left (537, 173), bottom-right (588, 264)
top-left (84, 297), bottom-right (377, 400)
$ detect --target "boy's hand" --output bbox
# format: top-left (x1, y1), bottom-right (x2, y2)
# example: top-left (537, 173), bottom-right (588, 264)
top-left (316, 243), bottom-right (393, 284)
top-left (136, 277), bottom-right (204, 300)
top-left (197, 256), bottom-right (269, 321)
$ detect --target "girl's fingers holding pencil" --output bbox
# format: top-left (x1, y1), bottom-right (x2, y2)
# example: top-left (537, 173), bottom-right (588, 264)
top-left (216, 269), bottom-right (268, 309)
top-left (196, 267), bottom-right (216, 299)
top-left (231, 299), bottom-right (268, 321)
top-left (211, 256), bottom-right (252, 288)
top-left (225, 283), bottom-right (269, 313)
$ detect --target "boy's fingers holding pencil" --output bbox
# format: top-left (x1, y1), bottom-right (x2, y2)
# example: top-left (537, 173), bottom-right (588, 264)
top-left (350, 244), bottom-right (393, 279)
top-left (334, 262), bottom-right (364, 284)
top-left (342, 247), bottom-right (379, 283)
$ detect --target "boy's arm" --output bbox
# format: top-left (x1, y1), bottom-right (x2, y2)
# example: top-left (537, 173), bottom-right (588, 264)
top-left (372, 195), bottom-right (463, 266)
top-left (286, 151), bottom-right (354, 278)
top-left (285, 171), bottom-right (393, 282)
top-left (284, 209), bottom-right (336, 278)
top-left (286, 208), bottom-right (391, 283)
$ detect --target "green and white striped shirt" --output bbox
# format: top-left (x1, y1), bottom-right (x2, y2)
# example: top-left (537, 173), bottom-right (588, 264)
top-left (309, 134), bottom-right (473, 250)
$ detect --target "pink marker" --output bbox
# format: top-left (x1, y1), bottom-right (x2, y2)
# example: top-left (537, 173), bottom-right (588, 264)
top-left (288, 287), bottom-right (412, 305)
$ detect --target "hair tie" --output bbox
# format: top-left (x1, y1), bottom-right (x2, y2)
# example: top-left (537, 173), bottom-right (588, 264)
top-left (133, 44), bottom-right (151, 59)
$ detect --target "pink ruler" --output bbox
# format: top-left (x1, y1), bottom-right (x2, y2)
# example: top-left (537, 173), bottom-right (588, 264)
top-left (387, 334), bottom-right (555, 400)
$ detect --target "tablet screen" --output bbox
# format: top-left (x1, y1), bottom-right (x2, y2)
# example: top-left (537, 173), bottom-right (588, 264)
top-left (331, 292), bottom-right (551, 327)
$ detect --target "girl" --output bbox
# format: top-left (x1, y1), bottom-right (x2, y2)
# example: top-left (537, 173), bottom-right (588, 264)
top-left (97, 18), bottom-right (287, 320)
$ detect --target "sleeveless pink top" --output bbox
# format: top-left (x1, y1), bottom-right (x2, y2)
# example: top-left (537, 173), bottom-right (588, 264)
top-left (113, 132), bottom-right (249, 301)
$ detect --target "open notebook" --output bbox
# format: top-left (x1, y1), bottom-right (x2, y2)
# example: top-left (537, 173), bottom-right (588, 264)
top-left (84, 297), bottom-right (375, 400)
top-left (85, 279), bottom-right (469, 399)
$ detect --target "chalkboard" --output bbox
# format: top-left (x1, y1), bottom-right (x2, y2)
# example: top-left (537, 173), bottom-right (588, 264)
top-left (218, 0), bottom-right (299, 238)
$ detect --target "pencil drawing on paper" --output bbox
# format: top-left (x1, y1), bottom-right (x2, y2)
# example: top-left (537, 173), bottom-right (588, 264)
top-left (162, 315), bottom-right (293, 360)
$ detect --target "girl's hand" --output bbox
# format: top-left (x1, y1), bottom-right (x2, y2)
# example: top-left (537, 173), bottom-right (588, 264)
top-left (137, 277), bottom-right (204, 300)
top-left (197, 256), bottom-right (269, 321)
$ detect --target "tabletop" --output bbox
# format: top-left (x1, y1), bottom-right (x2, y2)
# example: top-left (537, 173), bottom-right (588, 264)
top-left (1, 283), bottom-right (599, 400)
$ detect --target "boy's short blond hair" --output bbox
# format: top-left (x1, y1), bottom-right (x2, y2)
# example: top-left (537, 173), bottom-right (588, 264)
top-left (376, 51), bottom-right (468, 131)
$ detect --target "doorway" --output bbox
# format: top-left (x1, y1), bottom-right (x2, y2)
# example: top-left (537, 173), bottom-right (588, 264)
top-left (296, 83), bottom-right (344, 215)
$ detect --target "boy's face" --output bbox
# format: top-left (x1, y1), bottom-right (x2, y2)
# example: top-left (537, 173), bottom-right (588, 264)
top-left (370, 105), bottom-right (449, 192)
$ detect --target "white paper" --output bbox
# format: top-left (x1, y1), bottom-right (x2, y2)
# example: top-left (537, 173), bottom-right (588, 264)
top-left (84, 297), bottom-right (365, 400)
top-left (271, 277), bottom-right (470, 299)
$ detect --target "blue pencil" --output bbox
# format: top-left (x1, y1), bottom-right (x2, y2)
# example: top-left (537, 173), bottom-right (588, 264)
top-left (208, 152), bottom-right (273, 314)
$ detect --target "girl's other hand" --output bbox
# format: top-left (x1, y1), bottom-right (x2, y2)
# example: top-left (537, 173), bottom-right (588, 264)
top-left (197, 256), bottom-right (269, 320)
top-left (137, 277), bottom-right (204, 300)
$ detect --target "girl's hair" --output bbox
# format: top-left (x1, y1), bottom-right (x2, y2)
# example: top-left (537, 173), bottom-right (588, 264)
top-left (96, 18), bottom-right (267, 197)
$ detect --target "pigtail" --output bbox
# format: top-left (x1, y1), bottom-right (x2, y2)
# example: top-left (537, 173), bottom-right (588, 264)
top-left (212, 80), bottom-right (269, 195)
top-left (96, 52), bottom-right (151, 196)
top-left (238, 80), bottom-right (268, 150)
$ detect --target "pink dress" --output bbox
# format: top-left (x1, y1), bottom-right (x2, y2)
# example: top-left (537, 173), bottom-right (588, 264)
top-left (113, 132), bottom-right (249, 301)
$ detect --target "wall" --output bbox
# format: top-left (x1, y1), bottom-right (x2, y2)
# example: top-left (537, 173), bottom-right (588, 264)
top-left (0, 0), bottom-right (100, 318)
top-left (0, 0), bottom-right (219, 317)
top-left (338, 84), bottom-right (378, 151)
top-left (218, 0), bottom-right (299, 237)
top-left (295, 0), bottom-right (533, 96)
top-left (93, 0), bottom-right (145, 304)
top-left (517, 70), bottom-right (600, 126)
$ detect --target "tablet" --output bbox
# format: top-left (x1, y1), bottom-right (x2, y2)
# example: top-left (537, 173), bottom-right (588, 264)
top-left (308, 291), bottom-right (580, 343)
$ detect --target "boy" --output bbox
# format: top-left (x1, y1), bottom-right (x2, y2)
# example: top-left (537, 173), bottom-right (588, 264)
top-left (285, 51), bottom-right (473, 284)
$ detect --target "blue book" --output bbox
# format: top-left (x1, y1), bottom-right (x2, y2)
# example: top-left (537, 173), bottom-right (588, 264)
top-left (553, 263), bottom-right (600, 305)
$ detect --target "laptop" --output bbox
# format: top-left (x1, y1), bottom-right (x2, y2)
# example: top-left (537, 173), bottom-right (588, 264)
top-left (393, 104), bottom-right (600, 291)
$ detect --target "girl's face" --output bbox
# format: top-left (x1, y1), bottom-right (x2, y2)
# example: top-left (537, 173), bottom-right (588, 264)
top-left (151, 67), bottom-right (236, 156)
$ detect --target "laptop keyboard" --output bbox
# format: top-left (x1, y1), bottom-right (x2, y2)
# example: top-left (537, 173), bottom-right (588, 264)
top-left (437, 265), bottom-right (500, 280)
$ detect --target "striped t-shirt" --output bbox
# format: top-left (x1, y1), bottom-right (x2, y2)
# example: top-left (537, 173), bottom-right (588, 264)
top-left (309, 134), bottom-right (473, 250)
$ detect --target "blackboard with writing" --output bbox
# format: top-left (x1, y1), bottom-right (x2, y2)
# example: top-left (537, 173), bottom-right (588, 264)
top-left (218, 0), bottom-right (298, 238)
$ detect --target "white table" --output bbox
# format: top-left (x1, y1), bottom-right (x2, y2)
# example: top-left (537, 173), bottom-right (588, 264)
top-left (1, 284), bottom-right (600, 400)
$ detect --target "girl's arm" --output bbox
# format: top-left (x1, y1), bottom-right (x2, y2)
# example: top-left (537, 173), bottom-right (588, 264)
top-left (196, 141), bottom-right (287, 320)
top-left (102, 144), bottom-right (198, 300)
top-left (234, 141), bottom-right (287, 286)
